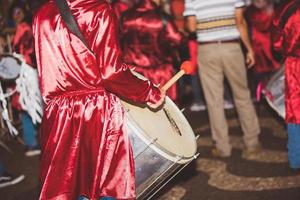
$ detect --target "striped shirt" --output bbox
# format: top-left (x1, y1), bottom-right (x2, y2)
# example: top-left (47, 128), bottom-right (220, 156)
top-left (184, 0), bottom-right (245, 42)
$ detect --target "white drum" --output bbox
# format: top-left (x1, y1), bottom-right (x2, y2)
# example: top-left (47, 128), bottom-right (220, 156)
top-left (0, 54), bottom-right (21, 80)
top-left (263, 66), bottom-right (285, 118)
top-left (122, 93), bottom-right (198, 199)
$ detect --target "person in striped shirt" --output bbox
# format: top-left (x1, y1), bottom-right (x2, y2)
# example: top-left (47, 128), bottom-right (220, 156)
top-left (184, 0), bottom-right (261, 157)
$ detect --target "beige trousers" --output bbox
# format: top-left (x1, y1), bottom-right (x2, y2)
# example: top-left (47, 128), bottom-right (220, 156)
top-left (198, 42), bottom-right (260, 156)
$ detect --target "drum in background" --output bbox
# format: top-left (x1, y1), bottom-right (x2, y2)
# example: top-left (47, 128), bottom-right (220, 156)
top-left (263, 66), bottom-right (285, 118)
top-left (122, 97), bottom-right (198, 200)
top-left (0, 54), bottom-right (21, 81)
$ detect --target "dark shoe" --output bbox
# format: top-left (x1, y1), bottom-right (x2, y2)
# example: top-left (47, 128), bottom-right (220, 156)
top-left (242, 143), bottom-right (262, 158)
top-left (25, 146), bottom-right (41, 157)
top-left (0, 172), bottom-right (25, 188)
top-left (212, 148), bottom-right (231, 158)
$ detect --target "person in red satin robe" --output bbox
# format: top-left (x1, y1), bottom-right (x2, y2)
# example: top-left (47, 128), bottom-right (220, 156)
top-left (120, 0), bottom-right (184, 102)
top-left (33, 0), bottom-right (165, 199)
top-left (272, 0), bottom-right (300, 170)
top-left (246, 0), bottom-right (280, 84)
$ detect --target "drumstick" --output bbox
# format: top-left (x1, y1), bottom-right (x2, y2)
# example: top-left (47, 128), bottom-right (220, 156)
top-left (161, 61), bottom-right (193, 91)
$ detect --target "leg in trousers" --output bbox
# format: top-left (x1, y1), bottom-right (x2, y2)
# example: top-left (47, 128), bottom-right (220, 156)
top-left (222, 43), bottom-right (261, 150)
top-left (198, 44), bottom-right (231, 156)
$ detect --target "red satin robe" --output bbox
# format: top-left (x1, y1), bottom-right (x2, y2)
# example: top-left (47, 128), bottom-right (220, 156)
top-left (246, 5), bottom-right (280, 73)
top-left (273, 1), bottom-right (300, 124)
top-left (121, 0), bottom-right (183, 101)
top-left (33, 0), bottom-right (161, 199)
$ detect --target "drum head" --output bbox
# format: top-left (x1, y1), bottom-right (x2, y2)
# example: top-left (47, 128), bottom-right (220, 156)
top-left (0, 55), bottom-right (21, 80)
top-left (122, 97), bottom-right (197, 164)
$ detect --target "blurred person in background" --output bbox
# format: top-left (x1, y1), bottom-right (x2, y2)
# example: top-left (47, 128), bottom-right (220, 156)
top-left (246, 0), bottom-right (280, 96)
top-left (184, 0), bottom-right (261, 157)
top-left (272, 0), bottom-right (300, 170)
top-left (0, 33), bottom-right (25, 190)
top-left (121, 0), bottom-right (185, 102)
top-left (169, 0), bottom-right (205, 111)
top-left (9, 2), bottom-right (40, 156)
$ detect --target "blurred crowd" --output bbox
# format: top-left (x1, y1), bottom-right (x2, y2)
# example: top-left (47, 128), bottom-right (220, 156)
top-left (0, 0), bottom-right (292, 190)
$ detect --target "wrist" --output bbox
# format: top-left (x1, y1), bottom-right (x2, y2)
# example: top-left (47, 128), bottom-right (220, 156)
top-left (247, 48), bottom-right (254, 54)
top-left (147, 84), bottom-right (161, 104)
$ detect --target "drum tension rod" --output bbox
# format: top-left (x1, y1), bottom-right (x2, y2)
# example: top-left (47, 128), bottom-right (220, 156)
top-left (194, 153), bottom-right (200, 160)
top-left (163, 108), bottom-right (182, 136)
top-left (134, 138), bottom-right (158, 159)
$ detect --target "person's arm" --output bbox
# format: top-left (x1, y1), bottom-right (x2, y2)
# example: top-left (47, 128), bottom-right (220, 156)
top-left (184, 0), bottom-right (197, 33)
top-left (186, 15), bottom-right (197, 33)
top-left (235, 7), bottom-right (255, 68)
top-left (184, 0), bottom-right (198, 72)
top-left (185, 16), bottom-right (198, 72)
top-left (91, 6), bottom-right (164, 108)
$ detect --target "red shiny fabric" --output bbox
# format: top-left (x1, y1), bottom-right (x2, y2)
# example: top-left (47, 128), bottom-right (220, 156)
top-left (112, 0), bottom-right (133, 19)
top-left (170, 0), bottom-right (185, 31)
top-left (246, 5), bottom-right (280, 73)
top-left (11, 21), bottom-right (35, 111)
top-left (188, 39), bottom-right (198, 75)
top-left (120, 0), bottom-right (183, 101)
top-left (13, 22), bottom-right (35, 66)
top-left (273, 1), bottom-right (300, 124)
top-left (33, 0), bottom-right (161, 199)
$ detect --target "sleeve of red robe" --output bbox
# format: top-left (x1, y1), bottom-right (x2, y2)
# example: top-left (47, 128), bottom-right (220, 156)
top-left (89, 7), bottom-right (161, 104)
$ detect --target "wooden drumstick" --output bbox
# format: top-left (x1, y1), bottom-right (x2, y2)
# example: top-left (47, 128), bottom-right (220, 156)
top-left (161, 61), bottom-right (194, 91)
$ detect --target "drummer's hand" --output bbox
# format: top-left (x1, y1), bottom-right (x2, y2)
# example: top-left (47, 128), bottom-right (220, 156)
top-left (147, 89), bottom-right (166, 109)
top-left (246, 50), bottom-right (255, 68)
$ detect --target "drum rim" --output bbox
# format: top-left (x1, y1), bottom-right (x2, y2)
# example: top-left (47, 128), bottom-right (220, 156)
top-left (124, 97), bottom-right (197, 164)
top-left (0, 54), bottom-right (22, 80)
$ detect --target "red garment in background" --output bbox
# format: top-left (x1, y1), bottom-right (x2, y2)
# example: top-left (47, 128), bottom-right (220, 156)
top-left (112, 0), bottom-right (133, 19)
top-left (121, 0), bottom-right (183, 101)
top-left (170, 0), bottom-right (185, 31)
top-left (11, 21), bottom-right (35, 111)
top-left (273, 0), bottom-right (300, 124)
top-left (33, 0), bottom-right (161, 199)
top-left (13, 22), bottom-right (35, 66)
top-left (246, 5), bottom-right (280, 73)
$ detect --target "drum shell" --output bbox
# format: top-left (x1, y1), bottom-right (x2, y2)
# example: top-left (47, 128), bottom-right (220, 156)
top-left (127, 123), bottom-right (187, 199)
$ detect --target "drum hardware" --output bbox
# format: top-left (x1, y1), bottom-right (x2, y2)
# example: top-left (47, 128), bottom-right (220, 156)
top-left (180, 108), bottom-right (186, 112)
top-left (141, 153), bottom-right (200, 200)
top-left (134, 137), bottom-right (158, 159)
top-left (195, 134), bottom-right (200, 140)
top-left (163, 108), bottom-right (182, 136)
top-left (139, 156), bottom-right (184, 199)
